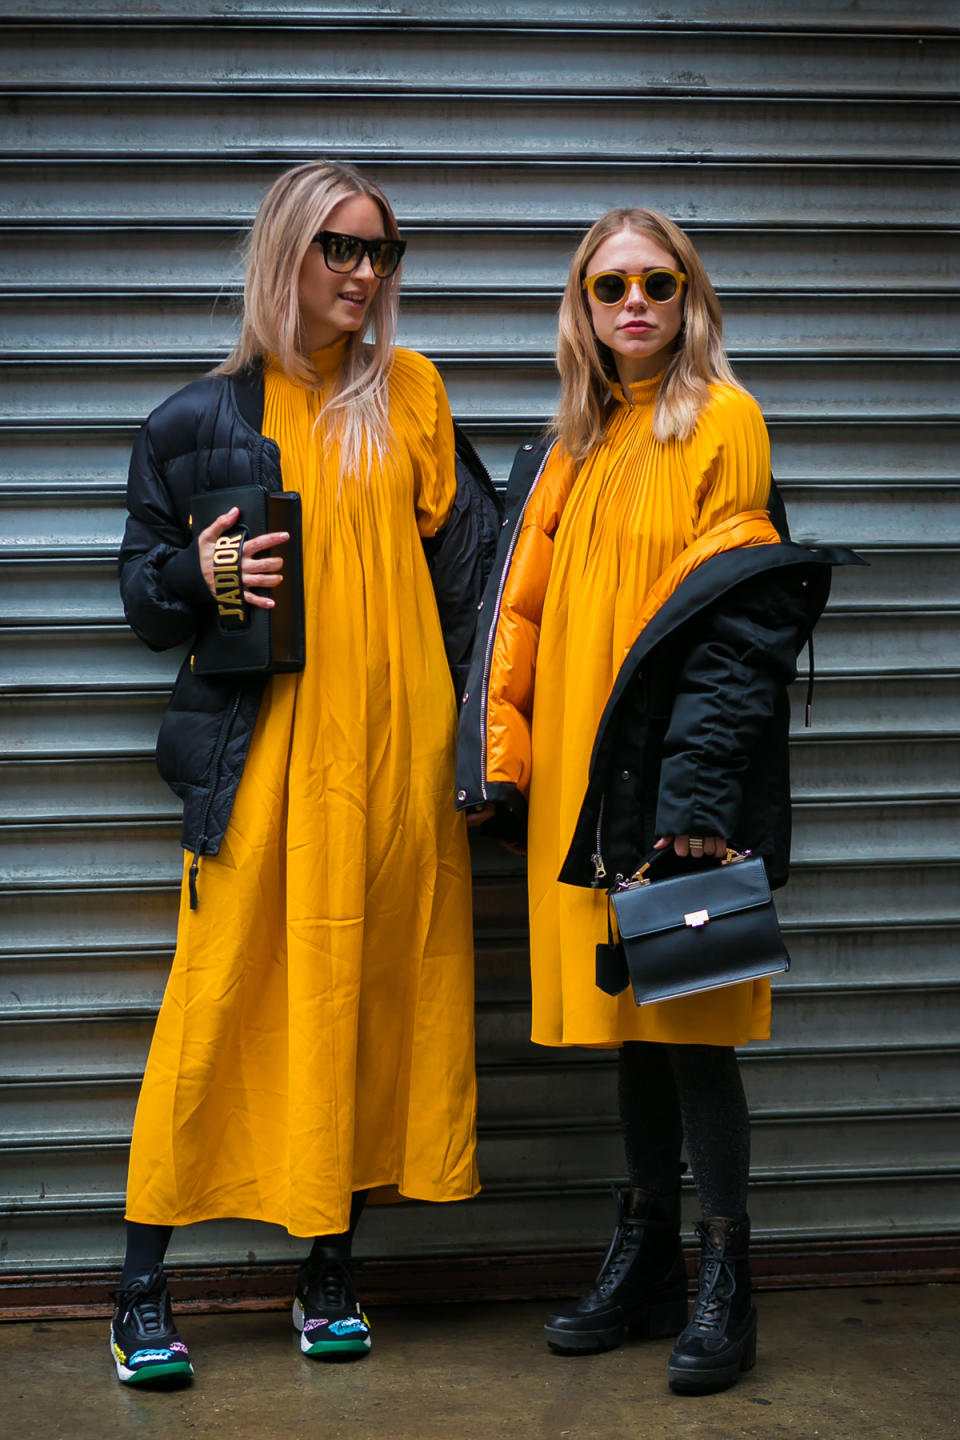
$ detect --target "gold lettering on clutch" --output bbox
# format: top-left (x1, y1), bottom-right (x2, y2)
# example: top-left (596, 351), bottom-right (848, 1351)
top-left (212, 532), bottom-right (245, 622)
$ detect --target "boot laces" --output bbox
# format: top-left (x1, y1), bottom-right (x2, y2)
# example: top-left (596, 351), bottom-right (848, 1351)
top-left (596, 1220), bottom-right (645, 1295)
top-left (691, 1220), bottom-right (745, 1334)
top-left (690, 1255), bottom-right (735, 1333)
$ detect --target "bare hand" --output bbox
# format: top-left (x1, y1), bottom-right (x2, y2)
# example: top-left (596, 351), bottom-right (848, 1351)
top-left (197, 507), bottom-right (289, 611)
top-left (655, 834), bottom-right (727, 859)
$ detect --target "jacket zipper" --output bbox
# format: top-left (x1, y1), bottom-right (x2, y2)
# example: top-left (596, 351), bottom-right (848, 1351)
top-left (188, 690), bottom-right (242, 910)
top-left (590, 797), bottom-right (607, 886)
top-left (478, 443), bottom-right (556, 799)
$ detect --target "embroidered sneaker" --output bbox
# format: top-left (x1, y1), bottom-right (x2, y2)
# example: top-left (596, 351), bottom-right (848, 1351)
top-left (110, 1264), bottom-right (194, 1387)
top-left (293, 1254), bottom-right (372, 1359)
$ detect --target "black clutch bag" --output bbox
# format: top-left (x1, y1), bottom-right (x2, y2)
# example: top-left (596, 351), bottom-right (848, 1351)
top-left (597, 850), bottom-right (790, 1006)
top-left (189, 486), bottom-right (305, 676)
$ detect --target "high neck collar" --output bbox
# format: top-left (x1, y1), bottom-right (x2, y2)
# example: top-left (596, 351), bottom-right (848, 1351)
top-left (608, 368), bottom-right (666, 408)
top-left (264, 333), bottom-right (349, 383)
top-left (308, 334), bottom-right (349, 378)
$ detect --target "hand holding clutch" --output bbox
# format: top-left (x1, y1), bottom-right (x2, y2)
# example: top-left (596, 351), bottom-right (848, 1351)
top-left (198, 504), bottom-right (289, 611)
top-left (189, 486), bottom-right (305, 677)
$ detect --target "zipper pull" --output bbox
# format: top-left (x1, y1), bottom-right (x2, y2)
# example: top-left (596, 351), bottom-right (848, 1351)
top-left (188, 849), bottom-right (201, 910)
top-left (591, 851), bottom-right (607, 886)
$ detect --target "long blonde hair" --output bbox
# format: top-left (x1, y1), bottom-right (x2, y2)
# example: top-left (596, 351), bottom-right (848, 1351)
top-left (554, 208), bottom-right (738, 459)
top-left (217, 160), bottom-right (402, 476)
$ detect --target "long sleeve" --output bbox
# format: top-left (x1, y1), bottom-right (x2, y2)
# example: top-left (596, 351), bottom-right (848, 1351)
top-left (118, 419), bottom-right (213, 652)
top-left (690, 384), bottom-right (771, 535)
top-left (655, 389), bottom-right (800, 839)
top-left (654, 568), bottom-right (810, 840)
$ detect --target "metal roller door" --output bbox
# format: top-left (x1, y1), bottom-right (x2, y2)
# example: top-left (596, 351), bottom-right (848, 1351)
top-left (1, 1), bottom-right (958, 1305)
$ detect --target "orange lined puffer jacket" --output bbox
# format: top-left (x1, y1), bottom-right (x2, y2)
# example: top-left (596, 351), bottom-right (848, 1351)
top-left (455, 438), bottom-right (861, 891)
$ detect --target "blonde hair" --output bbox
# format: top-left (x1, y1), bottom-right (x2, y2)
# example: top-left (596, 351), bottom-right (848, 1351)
top-left (217, 159), bottom-right (402, 476)
top-left (554, 208), bottom-right (738, 459)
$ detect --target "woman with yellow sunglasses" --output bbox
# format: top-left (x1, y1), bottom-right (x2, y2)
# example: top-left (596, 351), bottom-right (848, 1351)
top-left (457, 209), bottom-right (854, 1395)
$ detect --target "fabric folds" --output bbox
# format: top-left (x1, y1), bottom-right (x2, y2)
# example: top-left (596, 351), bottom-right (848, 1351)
top-left (126, 348), bottom-right (479, 1236)
top-left (526, 379), bottom-right (775, 1049)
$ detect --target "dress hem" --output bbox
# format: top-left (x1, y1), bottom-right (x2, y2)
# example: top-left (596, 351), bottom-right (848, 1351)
top-left (124, 1180), bottom-right (482, 1237)
top-left (529, 1029), bottom-right (770, 1049)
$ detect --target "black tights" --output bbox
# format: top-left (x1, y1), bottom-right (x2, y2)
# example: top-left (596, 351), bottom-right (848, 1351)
top-left (120, 1190), bottom-right (369, 1286)
top-left (617, 1041), bottom-right (750, 1219)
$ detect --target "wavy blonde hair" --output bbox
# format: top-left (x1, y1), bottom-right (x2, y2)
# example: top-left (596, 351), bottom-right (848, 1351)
top-left (217, 160), bottom-right (402, 476)
top-left (554, 208), bottom-right (738, 459)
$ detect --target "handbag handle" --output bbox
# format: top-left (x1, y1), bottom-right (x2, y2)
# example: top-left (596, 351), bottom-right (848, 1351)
top-left (625, 845), bottom-right (749, 889)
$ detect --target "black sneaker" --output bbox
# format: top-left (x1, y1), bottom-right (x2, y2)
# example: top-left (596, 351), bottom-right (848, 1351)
top-left (110, 1264), bottom-right (194, 1387)
top-left (292, 1254), bottom-right (371, 1359)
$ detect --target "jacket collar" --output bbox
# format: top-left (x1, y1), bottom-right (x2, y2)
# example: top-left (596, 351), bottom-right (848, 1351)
top-left (230, 359), bottom-right (265, 435)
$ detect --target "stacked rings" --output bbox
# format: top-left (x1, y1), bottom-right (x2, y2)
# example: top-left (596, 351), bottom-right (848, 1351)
top-left (688, 836), bottom-right (704, 856)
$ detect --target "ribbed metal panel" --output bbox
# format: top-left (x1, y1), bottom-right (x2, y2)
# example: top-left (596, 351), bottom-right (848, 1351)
top-left (1, 3), bottom-right (958, 1282)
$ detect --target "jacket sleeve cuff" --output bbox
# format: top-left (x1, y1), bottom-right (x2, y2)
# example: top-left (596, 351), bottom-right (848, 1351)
top-left (159, 538), bottom-right (215, 612)
top-left (655, 758), bottom-right (743, 839)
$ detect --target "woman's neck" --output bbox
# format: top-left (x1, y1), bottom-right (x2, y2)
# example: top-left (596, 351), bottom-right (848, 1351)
top-left (305, 333), bottom-right (350, 378)
top-left (614, 352), bottom-right (668, 386)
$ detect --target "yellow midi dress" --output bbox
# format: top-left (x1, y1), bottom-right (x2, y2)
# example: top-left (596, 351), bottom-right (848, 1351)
top-left (527, 374), bottom-right (773, 1051)
top-left (126, 344), bottom-right (479, 1237)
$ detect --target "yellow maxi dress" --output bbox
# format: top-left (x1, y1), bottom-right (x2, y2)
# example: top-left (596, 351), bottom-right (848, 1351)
top-left (126, 343), bottom-right (479, 1237)
top-left (527, 374), bottom-right (773, 1051)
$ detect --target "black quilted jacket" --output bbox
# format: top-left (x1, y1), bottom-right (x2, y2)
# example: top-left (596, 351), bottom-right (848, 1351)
top-left (119, 362), bottom-right (502, 888)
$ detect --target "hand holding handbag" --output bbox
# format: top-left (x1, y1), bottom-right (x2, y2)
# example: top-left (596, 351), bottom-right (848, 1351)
top-left (596, 848), bottom-right (790, 1006)
top-left (189, 485), bottom-right (306, 676)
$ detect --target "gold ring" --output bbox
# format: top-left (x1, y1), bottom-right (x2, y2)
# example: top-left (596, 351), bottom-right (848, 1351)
top-left (689, 836), bottom-right (704, 855)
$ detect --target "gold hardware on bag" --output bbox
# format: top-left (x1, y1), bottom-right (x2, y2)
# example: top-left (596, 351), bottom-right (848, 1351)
top-left (684, 909), bottom-right (710, 928)
top-left (211, 531), bottom-right (246, 623)
top-left (620, 847), bottom-right (751, 892)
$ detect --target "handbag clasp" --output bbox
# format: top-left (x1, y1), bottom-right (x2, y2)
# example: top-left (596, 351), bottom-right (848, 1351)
top-left (684, 909), bottom-right (710, 928)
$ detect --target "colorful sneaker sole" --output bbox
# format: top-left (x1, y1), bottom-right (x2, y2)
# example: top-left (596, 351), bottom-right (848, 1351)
top-left (300, 1333), bottom-right (372, 1357)
top-left (111, 1335), bottom-right (194, 1386)
top-left (292, 1297), bottom-right (371, 1359)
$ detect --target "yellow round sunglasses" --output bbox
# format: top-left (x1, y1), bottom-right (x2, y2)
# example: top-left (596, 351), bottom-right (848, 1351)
top-left (582, 269), bottom-right (687, 306)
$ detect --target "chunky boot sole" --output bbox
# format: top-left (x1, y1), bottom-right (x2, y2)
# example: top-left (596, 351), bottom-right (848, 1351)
top-left (546, 1292), bottom-right (688, 1356)
top-left (667, 1314), bottom-right (757, 1396)
top-left (545, 1318), bottom-right (626, 1355)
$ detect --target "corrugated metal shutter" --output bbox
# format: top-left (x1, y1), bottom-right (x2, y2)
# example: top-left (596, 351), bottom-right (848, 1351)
top-left (2, 2), bottom-right (958, 1289)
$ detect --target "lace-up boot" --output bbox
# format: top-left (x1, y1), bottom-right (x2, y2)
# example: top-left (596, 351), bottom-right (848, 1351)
top-left (544, 1186), bottom-right (688, 1354)
top-left (667, 1215), bottom-right (756, 1394)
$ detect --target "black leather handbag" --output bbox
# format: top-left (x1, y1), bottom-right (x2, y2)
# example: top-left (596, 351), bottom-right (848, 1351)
top-left (597, 849), bottom-right (790, 1006)
top-left (189, 486), bottom-right (306, 676)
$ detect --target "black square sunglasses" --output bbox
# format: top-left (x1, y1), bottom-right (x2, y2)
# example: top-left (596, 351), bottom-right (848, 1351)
top-left (312, 229), bottom-right (407, 279)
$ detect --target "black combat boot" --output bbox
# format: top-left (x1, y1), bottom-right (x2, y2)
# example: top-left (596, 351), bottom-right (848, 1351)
top-left (544, 1186), bottom-right (689, 1355)
top-left (667, 1215), bottom-right (757, 1395)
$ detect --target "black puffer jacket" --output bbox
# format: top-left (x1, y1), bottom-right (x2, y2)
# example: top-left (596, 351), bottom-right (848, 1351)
top-left (119, 362), bottom-right (502, 876)
top-left (456, 438), bottom-right (862, 890)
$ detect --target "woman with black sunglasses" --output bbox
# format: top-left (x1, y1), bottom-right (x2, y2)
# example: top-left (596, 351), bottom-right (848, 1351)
top-left (458, 209), bottom-right (852, 1395)
top-left (112, 160), bottom-right (499, 1387)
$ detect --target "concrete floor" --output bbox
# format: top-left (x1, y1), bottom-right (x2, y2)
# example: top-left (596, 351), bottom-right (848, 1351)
top-left (2, 1286), bottom-right (958, 1440)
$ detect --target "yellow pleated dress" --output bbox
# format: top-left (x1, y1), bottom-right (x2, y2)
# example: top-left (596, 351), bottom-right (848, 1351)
top-left (126, 343), bottom-right (479, 1237)
top-left (527, 374), bottom-right (774, 1050)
